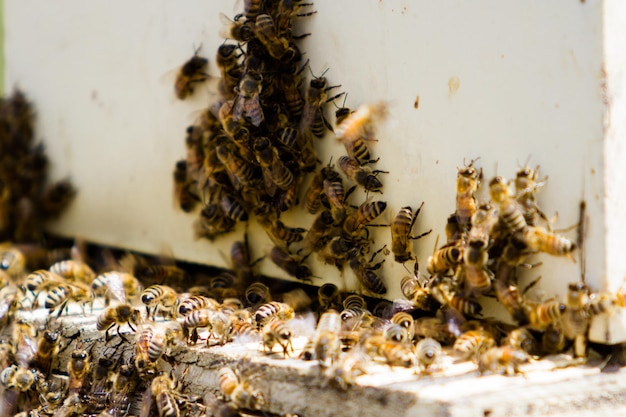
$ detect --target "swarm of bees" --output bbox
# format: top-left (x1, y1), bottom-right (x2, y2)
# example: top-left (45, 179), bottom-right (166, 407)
top-left (0, 89), bottom-right (76, 244)
top-left (0, 1), bottom-right (624, 417)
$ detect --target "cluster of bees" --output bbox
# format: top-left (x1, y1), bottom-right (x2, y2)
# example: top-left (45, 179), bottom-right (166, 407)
top-left (1, 0), bottom-right (625, 416)
top-left (0, 90), bottom-right (75, 244)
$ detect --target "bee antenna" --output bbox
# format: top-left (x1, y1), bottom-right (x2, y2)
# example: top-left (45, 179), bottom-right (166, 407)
top-left (192, 43), bottom-right (203, 55)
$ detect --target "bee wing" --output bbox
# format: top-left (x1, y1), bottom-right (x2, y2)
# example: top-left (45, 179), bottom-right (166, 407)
top-left (244, 95), bottom-right (264, 127)
top-left (219, 13), bottom-right (237, 39)
top-left (262, 167), bottom-right (278, 197)
top-left (139, 385), bottom-right (154, 417)
top-left (106, 273), bottom-right (127, 304)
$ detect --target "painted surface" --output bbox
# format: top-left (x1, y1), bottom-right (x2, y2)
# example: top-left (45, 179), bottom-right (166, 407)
top-left (3, 1), bottom-right (617, 338)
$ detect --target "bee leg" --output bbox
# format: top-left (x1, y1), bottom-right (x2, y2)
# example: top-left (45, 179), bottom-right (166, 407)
top-left (145, 305), bottom-right (151, 320)
top-left (128, 322), bottom-right (136, 333)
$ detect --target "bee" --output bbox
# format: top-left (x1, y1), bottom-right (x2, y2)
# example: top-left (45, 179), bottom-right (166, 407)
top-left (343, 200), bottom-right (387, 236)
top-left (261, 218), bottom-right (306, 248)
top-left (44, 281), bottom-right (94, 316)
top-left (338, 155), bottom-right (387, 194)
top-left (178, 294), bottom-right (219, 316)
top-left (135, 326), bottom-right (165, 379)
top-left (390, 312), bottom-right (415, 341)
top-left (220, 13), bottom-right (255, 43)
top-left (219, 190), bottom-right (249, 222)
top-left (453, 329), bottom-right (496, 361)
top-left (31, 328), bottom-right (59, 375)
top-left (312, 310), bottom-right (342, 368)
top-left (427, 241), bottom-right (464, 275)
top-left (194, 203), bottom-right (237, 240)
top-left (494, 278), bottom-right (528, 325)
top-left (215, 143), bottom-right (258, 191)
top-left (134, 261), bottom-right (187, 286)
top-left (364, 335), bottom-right (416, 368)
top-left (232, 70), bottom-right (264, 126)
top-left (478, 346), bottom-right (529, 376)
top-left (504, 327), bottom-right (539, 355)
top-left (253, 14), bottom-right (293, 60)
top-left (347, 247), bottom-right (387, 295)
top-left (253, 136), bottom-right (294, 195)
top-left (384, 323), bottom-right (410, 345)
top-left (301, 74), bottom-right (344, 139)
top-left (455, 159), bottom-right (482, 233)
top-left (304, 168), bottom-right (325, 214)
top-left (49, 259), bottom-right (95, 284)
top-left (541, 322), bottom-right (566, 354)
top-left (460, 241), bottom-right (493, 295)
top-left (261, 319), bottom-right (294, 357)
top-left (325, 350), bottom-right (369, 391)
top-left (304, 209), bottom-right (336, 254)
top-left (562, 282), bottom-right (590, 357)
top-left (1, 365), bottom-right (41, 393)
top-left (150, 373), bottom-right (181, 417)
top-left (141, 285), bottom-right (180, 320)
top-left (489, 176), bottom-right (527, 236)
top-left (91, 270), bottom-right (142, 306)
top-left (230, 235), bottom-right (259, 283)
top-left (521, 226), bottom-right (577, 259)
top-left (317, 283), bottom-right (342, 312)
top-left (174, 47), bottom-right (209, 100)
top-left (415, 337), bottom-right (442, 374)
top-left (390, 204), bottom-right (432, 264)
top-left (217, 366), bottom-right (265, 410)
top-left (25, 269), bottom-right (66, 293)
top-left (173, 160), bottom-right (199, 213)
top-left (526, 299), bottom-right (566, 331)
top-left (268, 246), bottom-right (314, 283)
top-left (431, 276), bottom-right (482, 317)
top-left (244, 282), bottom-right (271, 307)
top-left (216, 44), bottom-right (243, 99)
top-left (254, 301), bottom-right (295, 329)
top-left (68, 348), bottom-right (90, 395)
top-left (323, 170), bottom-right (350, 225)
top-left (0, 247), bottom-right (25, 278)
top-left (400, 274), bottom-right (434, 311)
top-left (96, 303), bottom-right (142, 341)
top-left (468, 203), bottom-right (499, 246)
top-left (514, 164), bottom-right (549, 227)
top-left (335, 101), bottom-right (387, 163)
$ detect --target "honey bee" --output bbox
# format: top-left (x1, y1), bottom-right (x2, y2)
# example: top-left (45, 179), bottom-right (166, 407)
top-left (68, 348), bottom-right (90, 395)
top-left (49, 259), bottom-right (95, 284)
top-left (230, 235), bottom-right (259, 283)
top-left (521, 226), bottom-right (577, 259)
top-left (415, 337), bottom-right (442, 374)
top-left (504, 327), bottom-right (539, 355)
top-left (325, 349), bottom-right (369, 391)
top-left (312, 310), bottom-right (342, 368)
top-left (25, 269), bottom-right (66, 293)
top-left (304, 168), bottom-right (325, 214)
top-left (31, 328), bottom-right (59, 375)
top-left (526, 299), bottom-right (566, 331)
top-left (91, 270), bottom-right (142, 306)
top-left (0, 247), bottom-right (25, 278)
top-left (347, 247), bottom-right (387, 295)
top-left (363, 335), bottom-right (416, 368)
top-left (400, 273), bottom-right (434, 311)
top-left (44, 281), bottom-right (94, 316)
top-left (301, 74), bottom-right (344, 139)
top-left (460, 241), bottom-right (493, 295)
top-left (253, 14), bottom-right (292, 60)
top-left (173, 160), bottom-right (199, 213)
top-left (141, 285), bottom-right (180, 320)
top-left (477, 346), bottom-right (529, 376)
top-left (317, 283), bottom-right (342, 312)
top-left (215, 44), bottom-right (243, 99)
top-left (261, 319), bottom-right (294, 357)
top-left (455, 159), bottom-right (482, 233)
top-left (215, 143), bottom-right (258, 191)
top-left (562, 282), bottom-right (590, 357)
top-left (384, 323), bottom-right (410, 345)
top-left (268, 246), bottom-right (314, 283)
top-left (150, 373), bottom-right (182, 417)
top-left (494, 278), bottom-right (528, 325)
top-left (431, 276), bottom-right (482, 317)
top-left (391, 204), bottom-right (431, 264)
top-left (390, 311), bottom-right (415, 341)
top-left (335, 102), bottom-right (387, 162)
top-left (174, 47), bottom-right (209, 100)
top-left (135, 325), bottom-right (165, 379)
top-left (194, 203), bottom-right (237, 240)
top-left (219, 190), bottom-right (249, 222)
top-left (488, 176), bottom-right (527, 236)
top-left (338, 155), bottom-right (387, 194)
top-left (541, 322), bottom-right (566, 354)
top-left (254, 301), bottom-right (295, 329)
top-left (96, 303), bottom-right (142, 342)
top-left (303, 210), bottom-right (336, 254)
top-left (178, 294), bottom-right (219, 316)
top-left (1, 365), bottom-right (41, 393)
top-left (453, 329), bottom-right (496, 361)
top-left (514, 164), bottom-right (549, 227)
top-left (426, 241), bottom-right (464, 275)
top-left (232, 70), bottom-right (264, 126)
top-left (220, 13), bottom-right (255, 43)
top-left (343, 200), bottom-right (387, 236)
top-left (253, 136), bottom-right (294, 195)
top-left (244, 282), bottom-right (271, 307)
top-left (217, 366), bottom-right (265, 410)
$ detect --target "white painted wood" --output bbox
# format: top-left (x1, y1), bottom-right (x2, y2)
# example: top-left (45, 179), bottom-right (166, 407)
top-left (3, 1), bottom-right (623, 341)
